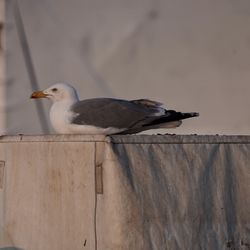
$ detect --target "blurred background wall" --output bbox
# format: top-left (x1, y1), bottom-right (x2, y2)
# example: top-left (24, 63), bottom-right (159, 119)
top-left (0, 0), bottom-right (4, 135)
top-left (2, 0), bottom-right (250, 135)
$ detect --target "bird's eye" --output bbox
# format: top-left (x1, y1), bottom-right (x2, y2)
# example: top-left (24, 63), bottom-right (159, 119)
top-left (51, 88), bottom-right (58, 92)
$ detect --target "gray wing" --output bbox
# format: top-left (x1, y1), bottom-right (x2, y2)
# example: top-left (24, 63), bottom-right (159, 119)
top-left (70, 98), bottom-right (161, 129)
top-left (130, 99), bottom-right (163, 107)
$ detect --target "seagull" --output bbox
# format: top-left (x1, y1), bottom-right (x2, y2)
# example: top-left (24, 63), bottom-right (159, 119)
top-left (30, 83), bottom-right (199, 135)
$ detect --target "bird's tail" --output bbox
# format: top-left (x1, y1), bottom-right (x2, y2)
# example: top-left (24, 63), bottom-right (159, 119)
top-left (116, 111), bottom-right (199, 134)
top-left (147, 111), bottom-right (199, 127)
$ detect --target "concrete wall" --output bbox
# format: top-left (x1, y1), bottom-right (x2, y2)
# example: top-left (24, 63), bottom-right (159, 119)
top-left (0, 135), bottom-right (250, 250)
top-left (4, 0), bottom-right (250, 135)
top-left (0, 135), bottom-right (105, 250)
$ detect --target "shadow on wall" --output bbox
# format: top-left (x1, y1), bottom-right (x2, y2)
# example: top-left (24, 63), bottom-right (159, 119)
top-left (0, 247), bottom-right (24, 250)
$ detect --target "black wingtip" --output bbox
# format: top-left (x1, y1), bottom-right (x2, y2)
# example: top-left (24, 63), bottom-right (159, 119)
top-left (180, 111), bottom-right (199, 120)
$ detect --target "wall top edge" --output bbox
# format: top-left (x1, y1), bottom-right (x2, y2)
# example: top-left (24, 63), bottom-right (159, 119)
top-left (0, 134), bottom-right (107, 142)
top-left (109, 134), bottom-right (250, 144)
top-left (0, 134), bottom-right (249, 144)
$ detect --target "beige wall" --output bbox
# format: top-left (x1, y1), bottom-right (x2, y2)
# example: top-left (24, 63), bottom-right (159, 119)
top-left (0, 134), bottom-right (250, 249)
top-left (5, 0), bottom-right (250, 135)
top-left (0, 135), bottom-right (104, 250)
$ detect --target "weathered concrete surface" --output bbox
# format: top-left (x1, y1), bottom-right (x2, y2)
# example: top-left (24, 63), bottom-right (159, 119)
top-left (0, 135), bottom-right (250, 250)
top-left (0, 135), bottom-right (104, 250)
top-left (98, 135), bottom-right (250, 250)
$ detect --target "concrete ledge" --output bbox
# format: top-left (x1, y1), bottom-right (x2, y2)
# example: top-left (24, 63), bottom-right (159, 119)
top-left (0, 134), bottom-right (106, 142)
top-left (110, 134), bottom-right (250, 144)
top-left (0, 134), bottom-right (250, 143)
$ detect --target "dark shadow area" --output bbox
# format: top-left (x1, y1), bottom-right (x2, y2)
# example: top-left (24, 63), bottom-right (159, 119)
top-left (0, 247), bottom-right (24, 250)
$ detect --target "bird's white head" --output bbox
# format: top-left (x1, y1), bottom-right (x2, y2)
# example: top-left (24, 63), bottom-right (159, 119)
top-left (31, 83), bottom-right (79, 103)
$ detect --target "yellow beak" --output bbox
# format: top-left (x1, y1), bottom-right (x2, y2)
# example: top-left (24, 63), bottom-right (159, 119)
top-left (30, 91), bottom-right (48, 99)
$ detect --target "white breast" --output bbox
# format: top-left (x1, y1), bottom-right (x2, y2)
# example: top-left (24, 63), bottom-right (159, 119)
top-left (49, 102), bottom-right (74, 133)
